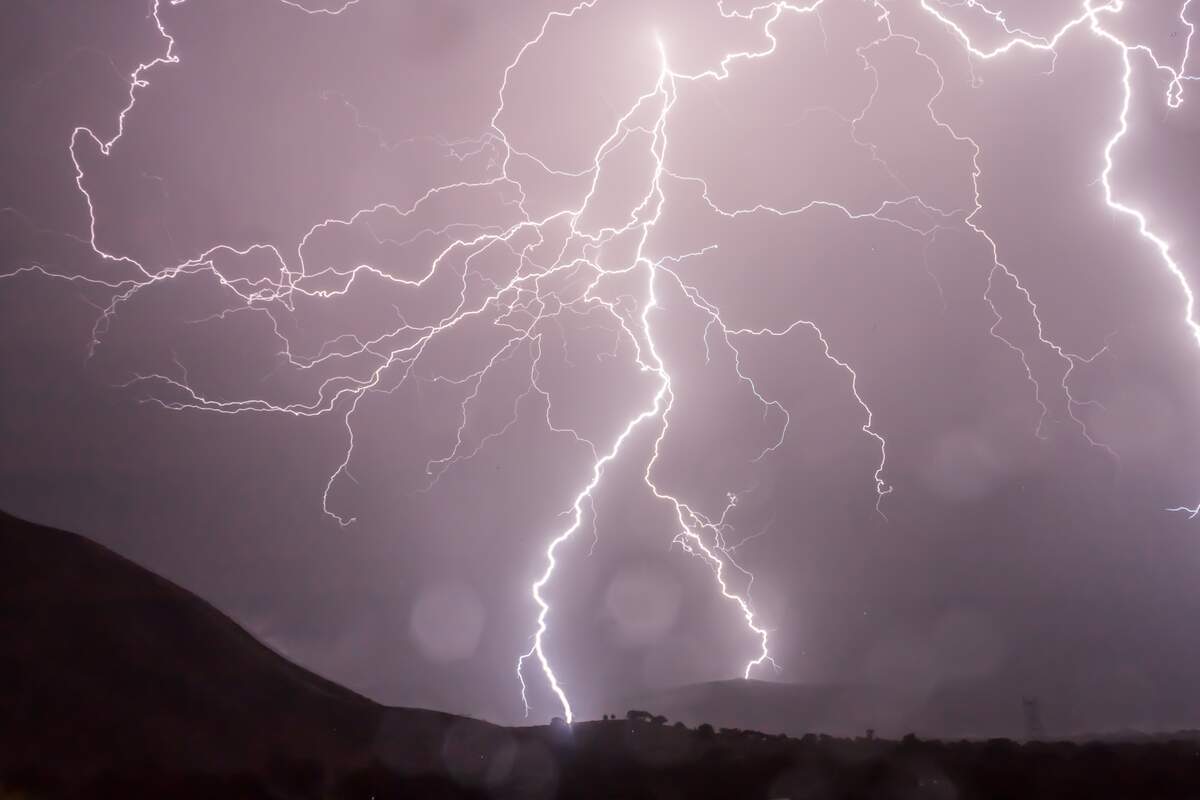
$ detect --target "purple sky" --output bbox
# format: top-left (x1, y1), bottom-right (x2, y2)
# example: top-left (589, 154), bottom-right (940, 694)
top-left (4, 0), bottom-right (1200, 734)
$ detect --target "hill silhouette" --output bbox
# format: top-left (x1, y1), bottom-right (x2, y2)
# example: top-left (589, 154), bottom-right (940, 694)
top-left (612, 676), bottom-right (1032, 740)
top-left (614, 679), bottom-right (910, 738)
top-left (0, 509), bottom-right (501, 787)
top-left (6, 508), bottom-right (1200, 799)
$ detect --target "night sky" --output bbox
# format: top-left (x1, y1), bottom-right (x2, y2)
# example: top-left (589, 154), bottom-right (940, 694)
top-left (3, 0), bottom-right (1200, 735)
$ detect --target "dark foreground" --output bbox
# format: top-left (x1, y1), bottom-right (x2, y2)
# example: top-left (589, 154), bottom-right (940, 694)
top-left (4, 509), bottom-right (1200, 799)
top-left (8, 723), bottom-right (1200, 799)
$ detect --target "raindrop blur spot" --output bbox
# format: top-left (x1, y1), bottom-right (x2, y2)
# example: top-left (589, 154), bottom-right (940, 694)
top-left (409, 580), bottom-right (485, 663)
top-left (604, 562), bottom-right (682, 647)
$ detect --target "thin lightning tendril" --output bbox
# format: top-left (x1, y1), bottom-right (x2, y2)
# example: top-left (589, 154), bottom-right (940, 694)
top-left (3, 0), bottom-right (1199, 722)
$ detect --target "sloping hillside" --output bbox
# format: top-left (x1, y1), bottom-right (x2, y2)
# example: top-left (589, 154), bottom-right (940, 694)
top-left (0, 509), bottom-right (485, 778)
top-left (613, 679), bottom-right (906, 738)
top-left (5, 511), bottom-right (1200, 799)
top-left (614, 677), bottom-right (1024, 740)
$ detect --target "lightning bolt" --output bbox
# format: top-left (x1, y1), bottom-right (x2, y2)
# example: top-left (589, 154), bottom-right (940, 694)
top-left (910, 0), bottom-right (1198, 505)
top-left (4, 0), bottom-right (1199, 725)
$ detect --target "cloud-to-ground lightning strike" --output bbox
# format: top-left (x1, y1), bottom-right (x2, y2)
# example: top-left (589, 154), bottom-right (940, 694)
top-left (3, 0), bottom-right (1200, 723)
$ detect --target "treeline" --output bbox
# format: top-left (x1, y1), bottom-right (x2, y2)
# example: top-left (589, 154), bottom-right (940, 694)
top-left (7, 718), bottom-right (1200, 799)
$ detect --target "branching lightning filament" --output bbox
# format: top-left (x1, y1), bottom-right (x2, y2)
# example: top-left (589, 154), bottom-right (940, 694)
top-left (3, 0), bottom-right (1199, 724)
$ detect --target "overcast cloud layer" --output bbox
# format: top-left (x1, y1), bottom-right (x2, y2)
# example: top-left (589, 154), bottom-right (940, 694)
top-left (3, 0), bottom-right (1200, 736)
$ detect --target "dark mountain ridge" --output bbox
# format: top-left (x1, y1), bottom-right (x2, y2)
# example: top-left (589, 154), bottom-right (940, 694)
top-left (613, 676), bottom-right (1031, 741)
top-left (7, 508), bottom-right (1200, 800)
top-left (0, 509), bottom-right (491, 779)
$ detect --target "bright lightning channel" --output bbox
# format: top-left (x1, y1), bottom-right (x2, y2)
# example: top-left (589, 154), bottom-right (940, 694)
top-left (3, 0), bottom-right (1199, 725)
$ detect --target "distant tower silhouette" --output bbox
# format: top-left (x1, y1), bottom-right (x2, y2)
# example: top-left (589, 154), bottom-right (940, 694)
top-left (1022, 697), bottom-right (1045, 740)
